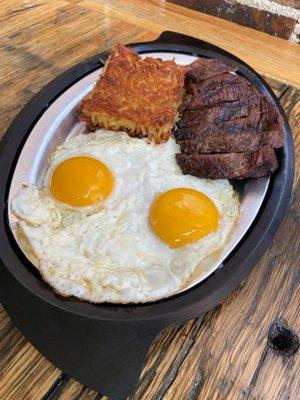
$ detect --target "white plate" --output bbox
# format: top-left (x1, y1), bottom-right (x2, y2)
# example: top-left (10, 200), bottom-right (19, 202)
top-left (7, 52), bottom-right (269, 295)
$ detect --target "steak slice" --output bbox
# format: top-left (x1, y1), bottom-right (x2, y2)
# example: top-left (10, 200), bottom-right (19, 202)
top-left (186, 59), bottom-right (237, 84)
top-left (262, 127), bottom-right (284, 148)
top-left (176, 97), bottom-right (284, 154)
top-left (178, 95), bottom-right (261, 127)
top-left (186, 72), bottom-right (251, 95)
top-left (176, 109), bottom-right (272, 142)
top-left (183, 83), bottom-right (255, 109)
top-left (178, 125), bottom-right (284, 154)
top-left (176, 146), bottom-right (278, 179)
top-left (178, 131), bottom-right (263, 154)
top-left (267, 101), bottom-right (283, 128)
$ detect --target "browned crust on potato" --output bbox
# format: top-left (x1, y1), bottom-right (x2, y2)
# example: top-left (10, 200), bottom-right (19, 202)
top-left (80, 43), bottom-right (186, 143)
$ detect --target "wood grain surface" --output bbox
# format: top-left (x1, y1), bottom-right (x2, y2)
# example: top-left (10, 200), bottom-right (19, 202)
top-left (0, 1), bottom-right (299, 399)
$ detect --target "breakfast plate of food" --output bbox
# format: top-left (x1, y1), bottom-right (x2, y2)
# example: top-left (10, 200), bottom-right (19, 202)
top-left (0, 31), bottom-right (294, 399)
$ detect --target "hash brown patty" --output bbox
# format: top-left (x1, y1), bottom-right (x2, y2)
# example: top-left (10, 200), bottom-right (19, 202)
top-left (80, 44), bottom-right (185, 143)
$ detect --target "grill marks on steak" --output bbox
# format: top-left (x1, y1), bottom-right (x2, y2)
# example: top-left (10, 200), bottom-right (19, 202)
top-left (178, 96), bottom-right (262, 130)
top-left (176, 146), bottom-right (278, 180)
top-left (182, 82), bottom-right (255, 110)
top-left (179, 133), bottom-right (261, 154)
top-left (179, 126), bottom-right (284, 155)
top-left (175, 59), bottom-right (284, 179)
top-left (185, 72), bottom-right (250, 96)
top-left (185, 59), bottom-right (237, 84)
top-left (177, 105), bottom-right (283, 149)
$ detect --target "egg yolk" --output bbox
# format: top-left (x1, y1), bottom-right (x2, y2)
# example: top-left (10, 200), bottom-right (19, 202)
top-left (149, 188), bottom-right (219, 248)
top-left (50, 156), bottom-right (114, 207)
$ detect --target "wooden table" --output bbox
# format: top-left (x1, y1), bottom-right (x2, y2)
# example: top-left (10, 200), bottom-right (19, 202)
top-left (1, 1), bottom-right (299, 399)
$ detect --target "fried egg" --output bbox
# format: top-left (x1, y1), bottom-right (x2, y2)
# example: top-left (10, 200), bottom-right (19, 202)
top-left (11, 130), bottom-right (239, 303)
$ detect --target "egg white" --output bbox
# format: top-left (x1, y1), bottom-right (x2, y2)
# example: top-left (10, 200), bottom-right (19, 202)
top-left (11, 130), bottom-right (239, 303)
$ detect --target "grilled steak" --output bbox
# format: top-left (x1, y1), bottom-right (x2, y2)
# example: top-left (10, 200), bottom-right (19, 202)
top-left (177, 109), bottom-right (274, 141)
top-left (178, 96), bottom-right (261, 127)
top-left (262, 127), bottom-right (284, 148)
top-left (185, 59), bottom-right (237, 84)
top-left (176, 146), bottom-right (278, 179)
top-left (178, 124), bottom-right (284, 154)
top-left (182, 83), bottom-right (255, 109)
top-left (178, 132), bottom-right (262, 154)
top-left (186, 72), bottom-right (251, 96)
top-left (175, 58), bottom-right (284, 179)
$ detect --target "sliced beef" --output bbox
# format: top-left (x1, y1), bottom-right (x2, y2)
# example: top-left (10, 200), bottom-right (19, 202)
top-left (176, 146), bottom-right (278, 179)
top-left (178, 95), bottom-right (261, 127)
top-left (262, 127), bottom-right (284, 148)
top-left (178, 125), bottom-right (284, 154)
top-left (175, 58), bottom-right (284, 179)
top-left (185, 59), bottom-right (237, 85)
top-left (178, 131), bottom-right (262, 154)
top-left (183, 83), bottom-right (255, 109)
top-left (176, 109), bottom-right (272, 142)
top-left (178, 96), bottom-right (279, 134)
top-left (202, 72), bottom-right (251, 89)
top-left (267, 101), bottom-right (283, 128)
top-left (186, 72), bottom-right (251, 95)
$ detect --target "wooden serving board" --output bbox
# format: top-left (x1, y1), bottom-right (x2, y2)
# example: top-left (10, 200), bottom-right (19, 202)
top-left (0, 1), bottom-right (299, 399)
